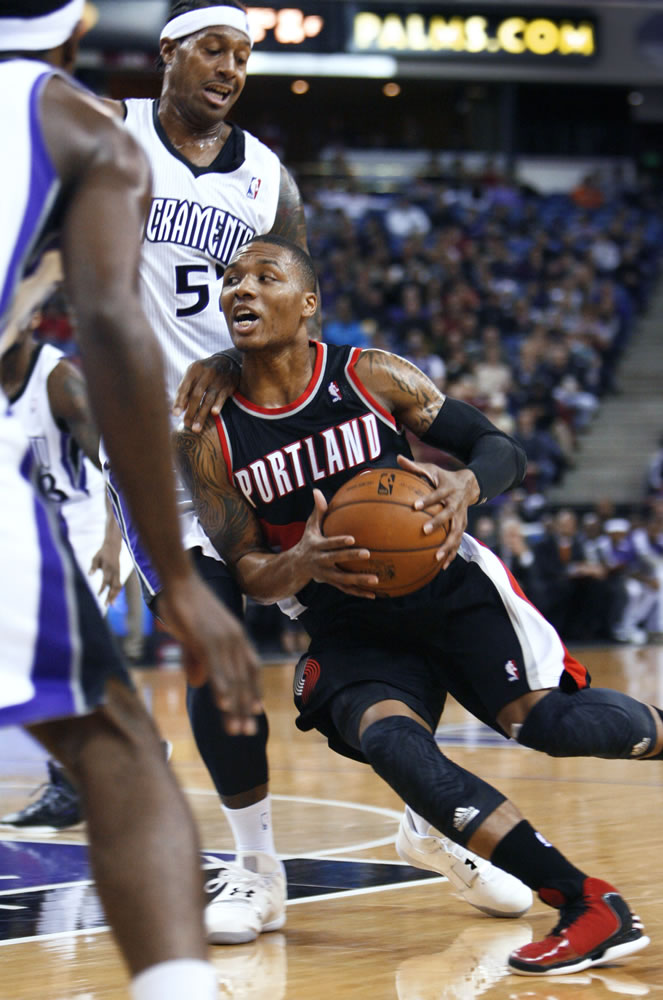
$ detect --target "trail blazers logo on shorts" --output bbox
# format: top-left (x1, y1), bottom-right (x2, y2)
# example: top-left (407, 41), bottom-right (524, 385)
top-left (294, 657), bottom-right (321, 705)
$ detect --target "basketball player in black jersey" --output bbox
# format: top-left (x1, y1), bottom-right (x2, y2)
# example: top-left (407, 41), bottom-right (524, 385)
top-left (174, 235), bottom-right (662, 977)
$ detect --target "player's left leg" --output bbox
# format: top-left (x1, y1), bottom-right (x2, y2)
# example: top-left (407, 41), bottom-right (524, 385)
top-left (440, 537), bottom-right (663, 762)
top-left (500, 687), bottom-right (663, 759)
top-left (344, 696), bottom-right (649, 976)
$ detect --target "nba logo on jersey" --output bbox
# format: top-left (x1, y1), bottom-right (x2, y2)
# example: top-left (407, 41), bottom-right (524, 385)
top-left (327, 380), bottom-right (342, 403)
top-left (247, 176), bottom-right (262, 199)
top-left (505, 659), bottom-right (520, 682)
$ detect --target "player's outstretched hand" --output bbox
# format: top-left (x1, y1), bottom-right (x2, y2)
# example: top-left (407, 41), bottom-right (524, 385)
top-left (397, 454), bottom-right (479, 569)
top-left (159, 572), bottom-right (263, 735)
top-left (89, 542), bottom-right (123, 606)
top-left (297, 489), bottom-right (378, 598)
top-left (173, 352), bottom-right (241, 432)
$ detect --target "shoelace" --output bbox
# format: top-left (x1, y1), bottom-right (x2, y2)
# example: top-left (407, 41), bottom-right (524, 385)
top-left (20, 780), bottom-right (75, 816)
top-left (204, 865), bottom-right (262, 896)
top-left (550, 896), bottom-right (590, 937)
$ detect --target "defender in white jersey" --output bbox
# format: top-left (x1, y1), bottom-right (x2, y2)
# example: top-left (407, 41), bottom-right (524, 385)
top-left (94, 0), bottom-right (314, 945)
top-left (0, 3), bottom-right (260, 997)
top-left (1, 321), bottom-right (132, 610)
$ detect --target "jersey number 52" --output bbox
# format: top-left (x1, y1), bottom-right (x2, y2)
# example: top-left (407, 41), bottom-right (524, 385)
top-left (175, 263), bottom-right (225, 317)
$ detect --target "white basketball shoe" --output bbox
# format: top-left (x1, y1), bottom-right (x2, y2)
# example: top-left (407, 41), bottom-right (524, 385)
top-left (203, 851), bottom-right (287, 944)
top-left (396, 806), bottom-right (533, 918)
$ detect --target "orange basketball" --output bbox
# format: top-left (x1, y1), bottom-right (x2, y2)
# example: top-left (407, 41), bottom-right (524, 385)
top-left (322, 467), bottom-right (449, 597)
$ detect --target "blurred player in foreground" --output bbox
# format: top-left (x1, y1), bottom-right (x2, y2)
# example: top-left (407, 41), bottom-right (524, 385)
top-left (0, 2), bottom-right (260, 998)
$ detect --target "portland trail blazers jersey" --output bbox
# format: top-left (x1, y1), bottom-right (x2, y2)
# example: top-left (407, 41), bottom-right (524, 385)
top-left (123, 99), bottom-right (281, 404)
top-left (215, 342), bottom-right (412, 615)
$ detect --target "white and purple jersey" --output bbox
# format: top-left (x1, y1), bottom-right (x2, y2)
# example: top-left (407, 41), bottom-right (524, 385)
top-left (109, 100), bottom-right (282, 591)
top-left (0, 61), bottom-right (60, 348)
top-left (123, 98), bottom-right (281, 405)
top-left (0, 60), bottom-right (126, 727)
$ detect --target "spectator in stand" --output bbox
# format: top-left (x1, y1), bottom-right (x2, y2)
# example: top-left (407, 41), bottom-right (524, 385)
top-left (577, 512), bottom-right (627, 635)
top-left (472, 514), bottom-right (498, 550)
top-left (604, 519), bottom-right (659, 646)
top-left (541, 338), bottom-right (599, 435)
top-left (497, 517), bottom-right (546, 609)
top-left (384, 194), bottom-right (431, 246)
top-left (532, 509), bottom-right (611, 641)
top-left (474, 337), bottom-right (513, 401)
top-left (513, 407), bottom-right (567, 495)
top-left (323, 293), bottom-right (370, 348)
top-left (389, 283), bottom-right (432, 344)
top-left (483, 391), bottom-right (515, 436)
top-left (512, 338), bottom-right (545, 406)
top-left (402, 329), bottom-right (446, 390)
top-left (571, 172), bottom-right (604, 211)
top-left (590, 232), bottom-right (621, 276)
top-left (632, 501), bottom-right (663, 641)
top-left (645, 435), bottom-right (663, 498)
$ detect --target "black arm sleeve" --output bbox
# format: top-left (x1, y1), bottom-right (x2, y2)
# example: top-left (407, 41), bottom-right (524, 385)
top-left (420, 397), bottom-right (527, 504)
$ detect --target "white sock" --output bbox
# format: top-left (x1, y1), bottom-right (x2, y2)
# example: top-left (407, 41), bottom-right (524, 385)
top-left (222, 795), bottom-right (279, 859)
top-left (130, 959), bottom-right (217, 1000)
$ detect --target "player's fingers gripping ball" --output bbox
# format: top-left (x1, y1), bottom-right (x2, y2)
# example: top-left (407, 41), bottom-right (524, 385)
top-left (322, 468), bottom-right (450, 596)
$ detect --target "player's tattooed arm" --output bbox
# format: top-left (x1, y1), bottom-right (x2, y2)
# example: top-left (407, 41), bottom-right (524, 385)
top-left (271, 166), bottom-right (321, 339)
top-left (354, 349), bottom-right (445, 437)
top-left (47, 359), bottom-right (103, 468)
top-left (174, 422), bottom-right (263, 567)
top-left (271, 166), bottom-right (309, 248)
top-left (174, 420), bottom-right (378, 601)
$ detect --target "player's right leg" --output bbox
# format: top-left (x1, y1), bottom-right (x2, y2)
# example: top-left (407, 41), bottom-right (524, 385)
top-left (0, 414), bottom-right (217, 998)
top-left (294, 644), bottom-right (533, 919)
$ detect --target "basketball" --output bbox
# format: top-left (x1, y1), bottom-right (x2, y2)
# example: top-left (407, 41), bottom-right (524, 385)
top-left (322, 467), bottom-right (450, 597)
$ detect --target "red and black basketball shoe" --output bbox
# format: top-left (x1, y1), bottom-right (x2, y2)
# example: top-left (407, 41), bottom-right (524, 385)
top-left (508, 877), bottom-right (650, 976)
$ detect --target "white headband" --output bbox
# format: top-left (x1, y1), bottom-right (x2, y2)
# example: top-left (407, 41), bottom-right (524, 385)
top-left (160, 6), bottom-right (253, 47)
top-left (0, 0), bottom-right (84, 52)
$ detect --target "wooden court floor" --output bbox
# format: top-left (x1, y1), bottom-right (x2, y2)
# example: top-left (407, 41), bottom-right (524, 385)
top-left (0, 643), bottom-right (662, 999)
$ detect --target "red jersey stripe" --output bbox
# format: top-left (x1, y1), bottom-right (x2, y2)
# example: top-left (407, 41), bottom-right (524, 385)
top-left (497, 552), bottom-right (590, 691)
top-left (233, 341), bottom-right (326, 417)
top-left (214, 414), bottom-right (234, 479)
